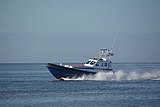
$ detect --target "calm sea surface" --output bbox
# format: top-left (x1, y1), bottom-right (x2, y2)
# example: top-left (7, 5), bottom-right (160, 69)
top-left (0, 63), bottom-right (160, 107)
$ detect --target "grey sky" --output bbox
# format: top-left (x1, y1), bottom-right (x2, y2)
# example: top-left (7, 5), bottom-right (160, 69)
top-left (0, 0), bottom-right (160, 63)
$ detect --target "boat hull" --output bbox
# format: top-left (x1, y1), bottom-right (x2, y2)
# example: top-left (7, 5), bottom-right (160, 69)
top-left (46, 63), bottom-right (97, 80)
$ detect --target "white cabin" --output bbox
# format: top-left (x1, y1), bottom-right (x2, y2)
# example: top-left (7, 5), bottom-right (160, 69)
top-left (84, 49), bottom-right (114, 69)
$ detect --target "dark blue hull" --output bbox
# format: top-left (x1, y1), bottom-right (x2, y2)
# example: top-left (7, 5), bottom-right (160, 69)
top-left (47, 63), bottom-right (96, 80)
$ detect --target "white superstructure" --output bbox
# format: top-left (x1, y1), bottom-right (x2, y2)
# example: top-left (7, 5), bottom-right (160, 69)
top-left (84, 49), bottom-right (114, 70)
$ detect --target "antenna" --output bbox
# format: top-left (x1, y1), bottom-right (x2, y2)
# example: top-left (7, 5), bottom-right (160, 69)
top-left (111, 32), bottom-right (118, 50)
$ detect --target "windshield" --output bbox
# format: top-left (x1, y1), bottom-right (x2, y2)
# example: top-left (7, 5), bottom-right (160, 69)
top-left (85, 61), bottom-right (91, 64)
top-left (90, 61), bottom-right (96, 65)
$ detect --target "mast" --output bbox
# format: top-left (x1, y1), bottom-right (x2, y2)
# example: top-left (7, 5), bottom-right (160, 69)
top-left (111, 32), bottom-right (118, 50)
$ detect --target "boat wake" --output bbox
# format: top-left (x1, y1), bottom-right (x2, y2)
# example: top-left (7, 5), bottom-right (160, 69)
top-left (62, 70), bottom-right (160, 81)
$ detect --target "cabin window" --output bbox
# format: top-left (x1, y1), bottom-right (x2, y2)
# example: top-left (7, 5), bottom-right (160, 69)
top-left (86, 61), bottom-right (91, 64)
top-left (105, 63), bottom-right (107, 66)
top-left (90, 61), bottom-right (96, 65)
top-left (96, 63), bottom-right (99, 66)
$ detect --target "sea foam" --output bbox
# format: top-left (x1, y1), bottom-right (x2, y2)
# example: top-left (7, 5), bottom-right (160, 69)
top-left (63, 70), bottom-right (160, 81)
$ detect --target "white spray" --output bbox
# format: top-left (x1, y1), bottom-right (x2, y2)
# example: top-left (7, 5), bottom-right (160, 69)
top-left (63, 70), bottom-right (160, 81)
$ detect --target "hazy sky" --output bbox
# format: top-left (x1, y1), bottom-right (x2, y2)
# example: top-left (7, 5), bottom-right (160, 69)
top-left (0, 0), bottom-right (160, 63)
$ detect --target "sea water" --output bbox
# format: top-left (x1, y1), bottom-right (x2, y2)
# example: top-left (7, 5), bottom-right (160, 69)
top-left (0, 63), bottom-right (160, 107)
